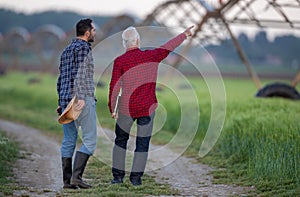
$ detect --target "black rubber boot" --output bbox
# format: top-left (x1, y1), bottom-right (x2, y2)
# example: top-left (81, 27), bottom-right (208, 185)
top-left (62, 157), bottom-right (77, 189)
top-left (70, 151), bottom-right (92, 189)
top-left (111, 167), bottom-right (125, 184)
top-left (130, 172), bottom-right (143, 186)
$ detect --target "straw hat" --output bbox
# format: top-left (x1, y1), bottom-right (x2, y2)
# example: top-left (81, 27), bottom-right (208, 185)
top-left (58, 96), bottom-right (82, 124)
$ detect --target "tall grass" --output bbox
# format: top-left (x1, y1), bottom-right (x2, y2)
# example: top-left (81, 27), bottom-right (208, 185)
top-left (201, 80), bottom-right (300, 195)
top-left (157, 77), bottom-right (300, 195)
top-left (221, 98), bottom-right (300, 186)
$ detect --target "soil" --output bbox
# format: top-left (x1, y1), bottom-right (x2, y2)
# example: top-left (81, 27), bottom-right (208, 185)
top-left (0, 119), bottom-right (255, 196)
top-left (147, 145), bottom-right (254, 196)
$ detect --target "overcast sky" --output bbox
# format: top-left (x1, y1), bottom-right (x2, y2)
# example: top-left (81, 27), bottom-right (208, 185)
top-left (1, 0), bottom-right (299, 40)
top-left (0, 0), bottom-right (169, 17)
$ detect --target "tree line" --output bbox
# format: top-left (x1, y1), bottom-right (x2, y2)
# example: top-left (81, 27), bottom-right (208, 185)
top-left (0, 9), bottom-right (111, 33)
top-left (1, 9), bottom-right (300, 68)
top-left (206, 31), bottom-right (300, 68)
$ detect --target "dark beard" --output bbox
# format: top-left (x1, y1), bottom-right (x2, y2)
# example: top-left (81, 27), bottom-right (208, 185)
top-left (88, 35), bottom-right (94, 43)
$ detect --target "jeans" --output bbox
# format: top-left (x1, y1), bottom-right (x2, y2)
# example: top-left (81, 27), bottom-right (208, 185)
top-left (61, 97), bottom-right (97, 158)
top-left (112, 112), bottom-right (155, 179)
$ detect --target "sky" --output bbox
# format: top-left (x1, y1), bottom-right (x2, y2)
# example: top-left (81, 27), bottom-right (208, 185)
top-left (0, 0), bottom-right (169, 17)
top-left (1, 0), bottom-right (300, 40)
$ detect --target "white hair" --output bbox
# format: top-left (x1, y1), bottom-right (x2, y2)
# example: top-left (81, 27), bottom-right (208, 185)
top-left (122, 26), bottom-right (140, 49)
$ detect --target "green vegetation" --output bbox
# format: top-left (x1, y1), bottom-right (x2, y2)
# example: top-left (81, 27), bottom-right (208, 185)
top-left (0, 131), bottom-right (21, 196)
top-left (0, 72), bottom-right (299, 196)
top-left (0, 72), bottom-right (62, 136)
top-left (182, 78), bottom-right (299, 196)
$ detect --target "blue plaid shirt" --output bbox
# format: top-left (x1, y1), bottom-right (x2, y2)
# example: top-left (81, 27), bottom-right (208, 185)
top-left (57, 38), bottom-right (95, 108)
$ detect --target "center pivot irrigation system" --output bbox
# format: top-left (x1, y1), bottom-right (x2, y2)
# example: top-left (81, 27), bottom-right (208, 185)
top-left (139, 0), bottom-right (300, 100)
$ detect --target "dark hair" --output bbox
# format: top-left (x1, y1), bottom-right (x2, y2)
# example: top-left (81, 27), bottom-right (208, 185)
top-left (76, 18), bottom-right (93, 36)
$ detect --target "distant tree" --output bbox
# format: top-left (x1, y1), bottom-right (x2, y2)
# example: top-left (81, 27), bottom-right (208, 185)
top-left (254, 31), bottom-right (268, 45)
top-left (0, 9), bottom-right (112, 33)
top-left (238, 32), bottom-right (249, 46)
top-left (273, 35), bottom-right (300, 67)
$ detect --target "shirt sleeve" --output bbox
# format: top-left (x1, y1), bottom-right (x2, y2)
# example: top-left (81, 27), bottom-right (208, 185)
top-left (147, 33), bottom-right (187, 63)
top-left (74, 46), bottom-right (89, 100)
top-left (56, 74), bottom-right (61, 106)
top-left (56, 57), bottom-right (63, 106)
top-left (108, 59), bottom-right (122, 113)
top-left (161, 33), bottom-right (187, 51)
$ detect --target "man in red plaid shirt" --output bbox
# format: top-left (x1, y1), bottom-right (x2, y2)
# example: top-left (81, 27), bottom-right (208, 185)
top-left (108, 26), bottom-right (193, 186)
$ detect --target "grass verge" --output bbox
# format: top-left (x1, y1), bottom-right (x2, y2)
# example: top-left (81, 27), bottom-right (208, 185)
top-left (0, 131), bottom-right (22, 196)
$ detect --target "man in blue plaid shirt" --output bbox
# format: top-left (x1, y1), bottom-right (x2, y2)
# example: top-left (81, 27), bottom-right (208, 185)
top-left (56, 18), bottom-right (97, 189)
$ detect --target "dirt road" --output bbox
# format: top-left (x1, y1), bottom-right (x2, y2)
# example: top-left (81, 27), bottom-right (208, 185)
top-left (0, 119), bottom-right (254, 196)
top-left (148, 146), bottom-right (252, 196)
top-left (0, 119), bottom-right (61, 196)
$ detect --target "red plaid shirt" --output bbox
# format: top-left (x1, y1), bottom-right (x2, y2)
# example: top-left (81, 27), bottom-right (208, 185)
top-left (108, 33), bottom-right (187, 118)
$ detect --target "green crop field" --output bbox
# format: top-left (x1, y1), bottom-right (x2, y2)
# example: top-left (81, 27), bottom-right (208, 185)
top-left (0, 71), bottom-right (299, 196)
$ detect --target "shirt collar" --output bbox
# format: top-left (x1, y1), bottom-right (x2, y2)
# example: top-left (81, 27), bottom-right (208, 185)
top-left (73, 38), bottom-right (91, 47)
top-left (126, 47), bottom-right (139, 52)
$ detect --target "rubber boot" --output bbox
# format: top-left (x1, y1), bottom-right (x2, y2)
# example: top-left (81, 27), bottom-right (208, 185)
top-left (111, 167), bottom-right (124, 184)
top-left (70, 151), bottom-right (92, 189)
top-left (62, 157), bottom-right (77, 189)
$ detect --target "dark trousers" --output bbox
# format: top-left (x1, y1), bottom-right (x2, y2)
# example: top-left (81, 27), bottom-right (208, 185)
top-left (112, 112), bottom-right (155, 179)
